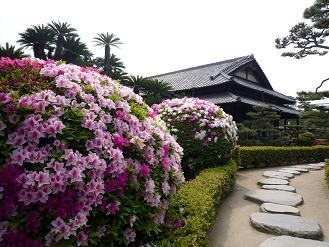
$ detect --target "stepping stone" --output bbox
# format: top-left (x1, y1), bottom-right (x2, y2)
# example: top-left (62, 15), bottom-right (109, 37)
top-left (283, 167), bottom-right (309, 172)
top-left (262, 184), bottom-right (296, 192)
top-left (258, 178), bottom-right (289, 185)
top-left (245, 189), bottom-right (303, 206)
top-left (260, 236), bottom-right (329, 247)
top-left (308, 164), bottom-right (324, 169)
top-left (278, 169), bottom-right (300, 175)
top-left (250, 213), bottom-right (323, 240)
top-left (305, 165), bottom-right (322, 170)
top-left (292, 165), bottom-right (321, 170)
top-left (260, 203), bottom-right (300, 215)
top-left (312, 162), bottom-right (325, 168)
top-left (263, 171), bottom-right (294, 179)
top-left (291, 165), bottom-right (310, 169)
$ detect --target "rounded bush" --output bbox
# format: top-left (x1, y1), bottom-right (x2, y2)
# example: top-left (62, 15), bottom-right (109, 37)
top-left (152, 97), bottom-right (238, 177)
top-left (297, 131), bottom-right (316, 146)
top-left (0, 58), bottom-right (184, 246)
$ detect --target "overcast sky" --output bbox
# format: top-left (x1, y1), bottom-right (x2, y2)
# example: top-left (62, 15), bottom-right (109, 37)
top-left (1, 0), bottom-right (328, 96)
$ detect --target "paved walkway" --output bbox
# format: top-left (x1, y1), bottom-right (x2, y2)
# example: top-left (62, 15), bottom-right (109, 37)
top-left (208, 165), bottom-right (329, 247)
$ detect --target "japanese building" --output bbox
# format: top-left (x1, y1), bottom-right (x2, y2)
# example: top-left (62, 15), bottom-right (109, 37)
top-left (149, 54), bottom-right (299, 123)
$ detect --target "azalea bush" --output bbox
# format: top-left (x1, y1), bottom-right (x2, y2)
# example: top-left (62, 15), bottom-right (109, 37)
top-left (152, 97), bottom-right (238, 178)
top-left (0, 58), bottom-right (184, 246)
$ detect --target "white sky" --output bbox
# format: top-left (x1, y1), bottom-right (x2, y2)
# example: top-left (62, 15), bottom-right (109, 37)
top-left (1, 0), bottom-right (328, 97)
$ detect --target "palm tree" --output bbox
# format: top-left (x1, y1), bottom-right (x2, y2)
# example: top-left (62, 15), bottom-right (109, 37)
top-left (48, 21), bottom-right (78, 60)
top-left (92, 54), bottom-right (125, 73)
top-left (0, 43), bottom-right (29, 58)
top-left (125, 76), bottom-right (173, 105)
top-left (62, 37), bottom-right (92, 65)
top-left (93, 32), bottom-right (122, 76)
top-left (18, 24), bottom-right (55, 59)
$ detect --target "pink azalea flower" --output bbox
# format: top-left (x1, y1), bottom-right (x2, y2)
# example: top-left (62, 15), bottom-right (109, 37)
top-left (145, 179), bottom-right (155, 193)
top-left (35, 171), bottom-right (50, 187)
top-left (162, 181), bottom-right (170, 195)
top-left (69, 167), bottom-right (84, 183)
top-left (124, 228), bottom-right (136, 243)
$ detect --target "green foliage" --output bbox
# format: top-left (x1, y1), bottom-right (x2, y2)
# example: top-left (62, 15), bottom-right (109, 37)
top-left (18, 24), bottom-right (55, 59)
top-left (129, 102), bottom-right (148, 121)
top-left (92, 55), bottom-right (128, 82)
top-left (0, 42), bottom-right (29, 59)
top-left (236, 146), bottom-right (329, 168)
top-left (238, 106), bottom-right (287, 146)
top-left (157, 160), bottom-right (237, 247)
top-left (275, 0), bottom-right (329, 59)
top-left (174, 120), bottom-right (234, 178)
top-left (296, 132), bottom-right (316, 146)
top-left (297, 91), bottom-right (329, 139)
top-left (125, 76), bottom-right (173, 106)
top-left (325, 159), bottom-right (329, 188)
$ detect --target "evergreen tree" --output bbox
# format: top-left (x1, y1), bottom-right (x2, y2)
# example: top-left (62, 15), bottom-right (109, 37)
top-left (275, 0), bottom-right (329, 59)
top-left (238, 106), bottom-right (286, 146)
top-left (297, 91), bottom-right (329, 139)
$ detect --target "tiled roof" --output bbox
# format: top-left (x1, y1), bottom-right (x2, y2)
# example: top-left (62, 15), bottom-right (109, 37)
top-left (233, 78), bottom-right (295, 103)
top-left (198, 92), bottom-right (300, 115)
top-left (149, 55), bottom-right (295, 103)
top-left (149, 55), bottom-right (254, 91)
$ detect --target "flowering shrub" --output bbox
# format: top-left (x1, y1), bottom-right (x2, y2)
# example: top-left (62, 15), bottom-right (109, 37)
top-left (152, 97), bottom-right (238, 178)
top-left (0, 58), bottom-right (184, 246)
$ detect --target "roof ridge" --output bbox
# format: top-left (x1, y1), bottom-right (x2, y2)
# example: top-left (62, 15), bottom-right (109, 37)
top-left (209, 55), bottom-right (254, 81)
top-left (148, 55), bottom-right (251, 78)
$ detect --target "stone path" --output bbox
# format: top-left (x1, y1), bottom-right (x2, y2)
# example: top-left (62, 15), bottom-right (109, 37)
top-left (208, 163), bottom-right (329, 247)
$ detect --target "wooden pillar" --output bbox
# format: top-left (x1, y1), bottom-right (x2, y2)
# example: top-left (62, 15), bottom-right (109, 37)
top-left (284, 118), bottom-right (287, 130)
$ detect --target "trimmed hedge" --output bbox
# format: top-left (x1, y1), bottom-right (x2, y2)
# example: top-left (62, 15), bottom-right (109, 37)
top-left (159, 160), bottom-right (237, 247)
top-left (325, 159), bottom-right (329, 188)
top-left (236, 146), bottom-right (329, 168)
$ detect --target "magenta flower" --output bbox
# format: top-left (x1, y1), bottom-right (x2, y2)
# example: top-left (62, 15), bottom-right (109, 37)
top-left (106, 201), bottom-right (120, 215)
top-left (140, 164), bottom-right (151, 177)
top-left (25, 212), bottom-right (41, 233)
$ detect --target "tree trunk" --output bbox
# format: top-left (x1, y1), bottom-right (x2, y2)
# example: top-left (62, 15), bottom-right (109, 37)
top-left (33, 46), bottom-right (38, 58)
top-left (35, 44), bottom-right (47, 59)
top-left (54, 35), bottom-right (65, 60)
top-left (104, 44), bottom-right (111, 76)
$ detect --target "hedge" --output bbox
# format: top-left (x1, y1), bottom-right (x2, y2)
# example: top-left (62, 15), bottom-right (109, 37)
top-left (325, 159), bottom-right (329, 188)
top-left (236, 146), bottom-right (329, 168)
top-left (158, 160), bottom-right (237, 247)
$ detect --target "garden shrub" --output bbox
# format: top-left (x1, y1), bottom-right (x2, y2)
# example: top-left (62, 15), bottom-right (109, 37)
top-left (236, 146), bottom-right (329, 168)
top-left (0, 58), bottom-right (184, 246)
top-left (152, 97), bottom-right (238, 178)
top-left (325, 159), bottom-right (329, 188)
top-left (296, 131), bottom-right (316, 146)
top-left (157, 159), bottom-right (237, 247)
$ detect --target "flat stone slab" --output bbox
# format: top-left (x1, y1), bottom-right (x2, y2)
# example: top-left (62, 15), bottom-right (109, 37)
top-left (260, 236), bottom-right (329, 247)
top-left (262, 184), bottom-right (296, 192)
top-left (278, 169), bottom-right (301, 175)
top-left (250, 213), bottom-right (323, 240)
top-left (258, 178), bottom-right (289, 185)
top-left (291, 165), bottom-right (321, 170)
top-left (263, 171), bottom-right (294, 179)
top-left (283, 167), bottom-right (309, 172)
top-left (260, 203), bottom-right (300, 215)
top-left (312, 162), bottom-right (325, 168)
top-left (308, 164), bottom-right (324, 169)
top-left (245, 189), bottom-right (303, 206)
